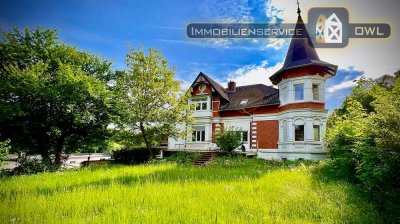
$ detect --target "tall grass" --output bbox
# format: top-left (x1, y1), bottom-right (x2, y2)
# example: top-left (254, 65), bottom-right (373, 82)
top-left (0, 156), bottom-right (382, 223)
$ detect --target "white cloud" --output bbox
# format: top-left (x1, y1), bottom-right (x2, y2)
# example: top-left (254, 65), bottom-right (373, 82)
top-left (265, 0), bottom-right (300, 23)
top-left (265, 38), bottom-right (287, 50)
top-left (228, 60), bottom-right (283, 86)
top-left (327, 75), bottom-right (362, 93)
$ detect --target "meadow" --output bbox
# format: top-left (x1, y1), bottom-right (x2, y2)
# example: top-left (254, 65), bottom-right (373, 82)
top-left (0, 155), bottom-right (383, 223)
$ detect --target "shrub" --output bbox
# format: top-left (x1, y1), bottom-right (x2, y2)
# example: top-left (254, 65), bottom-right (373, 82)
top-left (325, 77), bottom-right (400, 222)
top-left (0, 140), bottom-right (10, 164)
top-left (113, 148), bottom-right (160, 164)
top-left (162, 152), bottom-right (203, 164)
top-left (1, 157), bottom-right (58, 176)
top-left (215, 127), bottom-right (242, 153)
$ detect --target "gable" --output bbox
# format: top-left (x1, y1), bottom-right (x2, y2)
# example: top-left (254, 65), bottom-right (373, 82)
top-left (190, 72), bottom-right (229, 101)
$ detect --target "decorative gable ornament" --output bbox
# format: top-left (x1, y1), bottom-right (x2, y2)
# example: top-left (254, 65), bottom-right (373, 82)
top-left (199, 83), bottom-right (207, 93)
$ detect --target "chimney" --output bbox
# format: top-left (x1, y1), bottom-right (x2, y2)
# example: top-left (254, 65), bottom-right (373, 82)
top-left (227, 80), bottom-right (236, 91)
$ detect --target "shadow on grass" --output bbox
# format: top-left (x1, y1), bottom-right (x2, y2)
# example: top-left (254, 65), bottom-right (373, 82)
top-left (1, 157), bottom-right (386, 223)
top-left (12, 157), bottom-right (314, 197)
top-left (31, 166), bottom-right (266, 197)
top-left (309, 162), bottom-right (385, 223)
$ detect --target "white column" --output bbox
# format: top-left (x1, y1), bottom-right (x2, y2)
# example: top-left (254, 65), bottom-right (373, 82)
top-left (305, 79), bottom-right (312, 101)
top-left (278, 120), bottom-right (283, 142)
top-left (305, 118), bottom-right (314, 142)
top-left (321, 118), bottom-right (327, 141)
top-left (288, 81), bottom-right (294, 103)
top-left (205, 124), bottom-right (211, 142)
top-left (287, 119), bottom-right (294, 142)
top-left (320, 80), bottom-right (326, 103)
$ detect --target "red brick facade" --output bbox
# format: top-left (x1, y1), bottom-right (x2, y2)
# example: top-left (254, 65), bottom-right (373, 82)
top-left (253, 120), bottom-right (279, 149)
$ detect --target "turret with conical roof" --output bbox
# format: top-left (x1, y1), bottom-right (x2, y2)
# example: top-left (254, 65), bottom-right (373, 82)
top-left (269, 6), bottom-right (337, 85)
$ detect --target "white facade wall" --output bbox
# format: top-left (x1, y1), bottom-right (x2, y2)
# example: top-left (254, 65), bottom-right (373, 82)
top-left (168, 75), bottom-right (330, 160)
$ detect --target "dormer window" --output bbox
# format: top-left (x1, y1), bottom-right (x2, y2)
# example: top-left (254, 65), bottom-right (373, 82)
top-left (191, 97), bottom-right (208, 111)
top-left (240, 99), bottom-right (248, 105)
top-left (294, 84), bottom-right (304, 101)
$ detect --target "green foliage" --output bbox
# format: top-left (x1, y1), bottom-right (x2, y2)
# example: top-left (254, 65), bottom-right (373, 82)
top-left (1, 157), bottom-right (59, 177)
top-left (0, 158), bottom-right (383, 223)
top-left (0, 27), bottom-right (114, 166)
top-left (113, 47), bottom-right (193, 155)
top-left (0, 140), bottom-right (10, 163)
top-left (325, 73), bottom-right (400, 222)
top-left (215, 126), bottom-right (242, 153)
top-left (161, 152), bottom-right (203, 164)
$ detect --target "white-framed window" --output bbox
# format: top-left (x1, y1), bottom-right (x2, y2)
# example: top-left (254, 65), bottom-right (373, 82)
top-left (192, 126), bottom-right (206, 142)
top-left (191, 97), bottom-right (208, 111)
top-left (294, 119), bottom-right (305, 142)
top-left (294, 84), bottom-right (304, 101)
top-left (312, 84), bottom-right (319, 101)
top-left (237, 131), bottom-right (248, 142)
top-left (313, 125), bottom-right (321, 141)
top-left (295, 125), bottom-right (305, 141)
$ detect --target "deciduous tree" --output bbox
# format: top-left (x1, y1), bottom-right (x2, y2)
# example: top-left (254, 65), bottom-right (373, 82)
top-left (0, 27), bottom-right (114, 166)
top-left (114, 47), bottom-right (192, 158)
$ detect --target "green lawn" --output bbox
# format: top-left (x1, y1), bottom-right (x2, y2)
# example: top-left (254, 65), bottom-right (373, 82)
top-left (0, 156), bottom-right (383, 223)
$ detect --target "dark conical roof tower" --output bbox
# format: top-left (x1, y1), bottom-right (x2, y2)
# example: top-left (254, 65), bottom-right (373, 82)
top-left (269, 1), bottom-right (337, 85)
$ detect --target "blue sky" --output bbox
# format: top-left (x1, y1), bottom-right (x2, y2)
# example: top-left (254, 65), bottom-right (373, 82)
top-left (1, 0), bottom-right (398, 111)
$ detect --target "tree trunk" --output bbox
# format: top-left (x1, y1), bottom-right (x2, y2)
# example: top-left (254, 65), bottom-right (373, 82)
top-left (54, 135), bottom-right (65, 167)
top-left (37, 134), bottom-right (51, 164)
top-left (139, 121), bottom-right (153, 159)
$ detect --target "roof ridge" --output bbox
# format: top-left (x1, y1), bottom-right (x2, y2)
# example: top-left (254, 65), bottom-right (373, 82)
top-left (235, 84), bottom-right (277, 89)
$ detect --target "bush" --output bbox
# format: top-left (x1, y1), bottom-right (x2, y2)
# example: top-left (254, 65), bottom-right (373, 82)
top-left (1, 157), bottom-right (58, 176)
top-left (325, 77), bottom-right (400, 223)
top-left (0, 140), bottom-right (10, 164)
top-left (113, 148), bottom-right (160, 164)
top-left (162, 152), bottom-right (203, 164)
top-left (215, 127), bottom-right (242, 153)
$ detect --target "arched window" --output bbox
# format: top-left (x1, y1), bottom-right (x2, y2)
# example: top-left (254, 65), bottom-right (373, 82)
top-left (313, 119), bottom-right (322, 141)
top-left (294, 119), bottom-right (305, 141)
